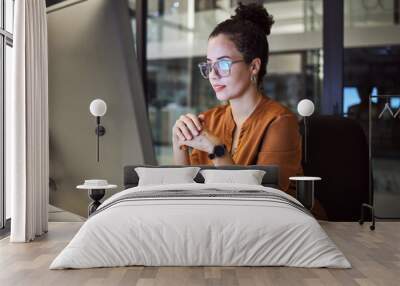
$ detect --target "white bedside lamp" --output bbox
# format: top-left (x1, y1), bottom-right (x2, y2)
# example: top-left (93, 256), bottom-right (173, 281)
top-left (297, 99), bottom-right (315, 164)
top-left (89, 99), bottom-right (107, 162)
top-left (90, 99), bottom-right (107, 117)
top-left (297, 99), bottom-right (314, 117)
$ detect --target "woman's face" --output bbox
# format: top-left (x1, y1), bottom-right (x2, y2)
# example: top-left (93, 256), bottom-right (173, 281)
top-left (206, 34), bottom-right (254, 101)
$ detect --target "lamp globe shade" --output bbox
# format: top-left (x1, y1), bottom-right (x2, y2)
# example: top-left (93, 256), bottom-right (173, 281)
top-left (297, 99), bottom-right (315, 117)
top-left (89, 99), bottom-right (107, 117)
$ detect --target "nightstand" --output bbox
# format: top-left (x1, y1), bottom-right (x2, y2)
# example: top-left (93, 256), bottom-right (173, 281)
top-left (289, 176), bottom-right (321, 210)
top-left (77, 180), bottom-right (117, 216)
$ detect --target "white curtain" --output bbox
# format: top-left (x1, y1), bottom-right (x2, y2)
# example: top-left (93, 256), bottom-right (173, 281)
top-left (7, 0), bottom-right (49, 242)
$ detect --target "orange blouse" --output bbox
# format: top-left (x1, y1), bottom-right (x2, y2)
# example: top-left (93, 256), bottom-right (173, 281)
top-left (189, 96), bottom-right (303, 195)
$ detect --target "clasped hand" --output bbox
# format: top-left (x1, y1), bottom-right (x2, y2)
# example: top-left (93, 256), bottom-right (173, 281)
top-left (172, 113), bottom-right (222, 153)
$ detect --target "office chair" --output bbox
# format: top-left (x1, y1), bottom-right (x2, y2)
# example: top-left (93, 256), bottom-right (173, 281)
top-left (299, 115), bottom-right (370, 221)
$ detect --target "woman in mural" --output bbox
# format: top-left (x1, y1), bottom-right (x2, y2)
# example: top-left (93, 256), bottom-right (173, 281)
top-left (172, 2), bottom-right (325, 218)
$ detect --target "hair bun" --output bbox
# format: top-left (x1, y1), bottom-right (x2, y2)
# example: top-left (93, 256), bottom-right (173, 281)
top-left (231, 2), bottom-right (274, 36)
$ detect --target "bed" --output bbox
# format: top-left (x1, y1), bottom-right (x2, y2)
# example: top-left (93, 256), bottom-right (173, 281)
top-left (50, 165), bottom-right (350, 269)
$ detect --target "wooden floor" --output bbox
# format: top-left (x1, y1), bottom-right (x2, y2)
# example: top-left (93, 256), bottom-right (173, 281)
top-left (0, 221), bottom-right (399, 286)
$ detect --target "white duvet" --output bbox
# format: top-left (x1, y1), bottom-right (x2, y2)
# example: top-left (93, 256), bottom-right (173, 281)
top-left (50, 183), bottom-right (351, 269)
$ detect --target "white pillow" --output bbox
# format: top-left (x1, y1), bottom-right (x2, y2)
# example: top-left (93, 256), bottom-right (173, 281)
top-left (200, 169), bottom-right (266, 185)
top-left (135, 167), bottom-right (201, 186)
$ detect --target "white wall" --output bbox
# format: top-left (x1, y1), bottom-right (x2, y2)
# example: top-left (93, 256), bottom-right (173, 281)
top-left (47, 0), bottom-right (155, 217)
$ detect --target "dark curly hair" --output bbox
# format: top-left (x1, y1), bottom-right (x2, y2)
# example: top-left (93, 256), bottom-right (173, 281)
top-left (209, 2), bottom-right (274, 88)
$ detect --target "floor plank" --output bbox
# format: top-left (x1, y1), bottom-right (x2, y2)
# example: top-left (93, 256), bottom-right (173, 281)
top-left (0, 221), bottom-right (399, 286)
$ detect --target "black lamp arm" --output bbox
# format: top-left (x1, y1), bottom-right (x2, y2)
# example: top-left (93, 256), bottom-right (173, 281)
top-left (95, 116), bottom-right (106, 162)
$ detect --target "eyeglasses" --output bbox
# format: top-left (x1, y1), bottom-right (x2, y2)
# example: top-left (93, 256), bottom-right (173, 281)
top-left (198, 59), bottom-right (245, 79)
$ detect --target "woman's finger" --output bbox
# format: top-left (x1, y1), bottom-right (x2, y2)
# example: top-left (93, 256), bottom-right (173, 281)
top-left (172, 124), bottom-right (185, 141)
top-left (179, 115), bottom-right (200, 136)
top-left (186, 113), bottom-right (203, 131)
top-left (176, 121), bottom-right (193, 140)
top-left (173, 126), bottom-right (186, 141)
top-left (198, 114), bottom-right (206, 127)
